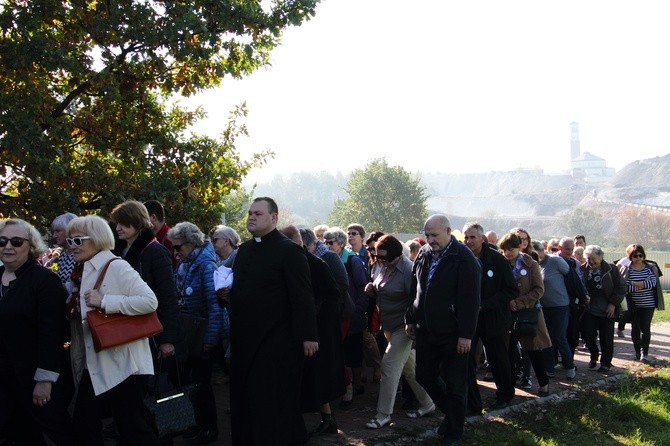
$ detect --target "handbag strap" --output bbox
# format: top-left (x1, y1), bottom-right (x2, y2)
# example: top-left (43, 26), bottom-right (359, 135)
top-left (153, 354), bottom-right (185, 398)
top-left (93, 257), bottom-right (121, 290)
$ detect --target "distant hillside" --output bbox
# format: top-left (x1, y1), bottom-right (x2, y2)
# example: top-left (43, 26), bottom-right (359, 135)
top-left (247, 154), bottom-right (670, 231)
top-left (423, 170), bottom-right (590, 218)
top-left (597, 154), bottom-right (670, 207)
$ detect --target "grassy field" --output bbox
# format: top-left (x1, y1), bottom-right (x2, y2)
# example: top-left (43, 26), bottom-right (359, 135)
top-left (418, 366), bottom-right (670, 445)
top-left (652, 292), bottom-right (670, 324)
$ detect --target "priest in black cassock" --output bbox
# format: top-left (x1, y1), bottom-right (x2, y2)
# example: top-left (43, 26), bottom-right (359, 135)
top-left (229, 197), bottom-right (319, 446)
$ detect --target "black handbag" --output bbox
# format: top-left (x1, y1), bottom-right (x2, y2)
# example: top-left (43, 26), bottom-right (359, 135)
top-left (512, 307), bottom-right (539, 338)
top-left (145, 356), bottom-right (196, 438)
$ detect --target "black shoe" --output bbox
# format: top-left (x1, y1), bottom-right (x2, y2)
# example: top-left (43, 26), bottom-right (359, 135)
top-left (437, 419), bottom-right (449, 436)
top-left (488, 399), bottom-right (510, 411)
top-left (588, 360), bottom-right (597, 369)
top-left (312, 414), bottom-right (338, 436)
top-left (182, 426), bottom-right (201, 440)
top-left (339, 398), bottom-right (353, 409)
top-left (353, 385), bottom-right (365, 396)
top-left (188, 428), bottom-right (218, 445)
top-left (597, 366), bottom-right (610, 373)
top-left (466, 407), bottom-right (482, 417)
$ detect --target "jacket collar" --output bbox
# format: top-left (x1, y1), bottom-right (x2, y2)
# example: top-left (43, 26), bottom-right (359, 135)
top-left (88, 250), bottom-right (117, 272)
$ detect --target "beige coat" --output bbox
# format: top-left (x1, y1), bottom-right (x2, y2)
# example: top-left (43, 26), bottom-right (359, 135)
top-left (70, 250), bottom-right (157, 395)
top-left (511, 253), bottom-right (552, 351)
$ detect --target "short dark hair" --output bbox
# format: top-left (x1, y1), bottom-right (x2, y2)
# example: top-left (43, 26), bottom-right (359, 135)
top-left (375, 234), bottom-right (403, 261)
top-left (300, 228), bottom-right (317, 247)
top-left (627, 244), bottom-right (646, 260)
top-left (574, 234), bottom-right (586, 243)
top-left (111, 200), bottom-right (152, 231)
top-left (499, 232), bottom-right (521, 250)
top-left (346, 223), bottom-right (366, 239)
top-left (143, 200), bottom-right (165, 222)
top-left (253, 196), bottom-right (278, 214)
top-left (365, 231), bottom-right (385, 246)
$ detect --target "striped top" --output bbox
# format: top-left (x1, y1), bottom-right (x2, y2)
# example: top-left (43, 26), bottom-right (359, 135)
top-left (627, 266), bottom-right (657, 308)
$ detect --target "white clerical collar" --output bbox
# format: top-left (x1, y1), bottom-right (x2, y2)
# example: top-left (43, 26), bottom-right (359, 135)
top-left (254, 237), bottom-right (262, 242)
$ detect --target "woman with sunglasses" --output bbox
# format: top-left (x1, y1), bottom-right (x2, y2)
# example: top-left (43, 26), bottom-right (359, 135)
top-left (619, 245), bottom-right (662, 362)
top-left (66, 215), bottom-right (160, 446)
top-left (167, 222), bottom-right (222, 444)
top-left (581, 245), bottom-right (626, 373)
top-left (0, 219), bottom-right (74, 445)
top-left (363, 235), bottom-right (434, 429)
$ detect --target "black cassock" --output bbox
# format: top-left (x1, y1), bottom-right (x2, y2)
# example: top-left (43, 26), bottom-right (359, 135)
top-left (230, 229), bottom-right (318, 446)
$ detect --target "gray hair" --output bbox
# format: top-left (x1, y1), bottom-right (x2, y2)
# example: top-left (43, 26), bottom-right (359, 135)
top-left (300, 228), bottom-right (317, 247)
top-left (211, 225), bottom-right (241, 247)
top-left (168, 222), bottom-right (205, 247)
top-left (0, 218), bottom-right (48, 258)
top-left (51, 212), bottom-right (78, 231)
top-left (323, 227), bottom-right (347, 246)
top-left (462, 221), bottom-right (484, 235)
top-left (531, 240), bottom-right (544, 252)
top-left (559, 237), bottom-right (574, 248)
top-left (583, 244), bottom-right (604, 259)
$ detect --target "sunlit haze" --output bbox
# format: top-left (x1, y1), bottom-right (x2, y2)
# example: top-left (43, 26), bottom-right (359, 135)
top-left (185, 0), bottom-right (670, 183)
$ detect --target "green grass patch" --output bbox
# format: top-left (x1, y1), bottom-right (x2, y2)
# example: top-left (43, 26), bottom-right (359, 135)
top-left (652, 292), bottom-right (670, 324)
top-left (418, 367), bottom-right (670, 445)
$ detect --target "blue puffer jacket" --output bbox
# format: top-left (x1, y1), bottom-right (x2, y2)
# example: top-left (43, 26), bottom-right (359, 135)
top-left (177, 243), bottom-right (226, 345)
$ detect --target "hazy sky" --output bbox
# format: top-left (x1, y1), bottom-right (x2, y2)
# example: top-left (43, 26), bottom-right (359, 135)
top-left (185, 0), bottom-right (670, 183)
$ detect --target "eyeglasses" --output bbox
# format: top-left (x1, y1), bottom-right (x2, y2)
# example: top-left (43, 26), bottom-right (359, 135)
top-left (0, 236), bottom-right (29, 248)
top-left (550, 247), bottom-right (559, 252)
top-left (347, 232), bottom-right (359, 236)
top-left (66, 236), bottom-right (91, 247)
top-left (325, 240), bottom-right (336, 246)
top-left (632, 254), bottom-right (645, 258)
top-left (376, 255), bottom-right (389, 261)
top-left (173, 244), bottom-right (183, 251)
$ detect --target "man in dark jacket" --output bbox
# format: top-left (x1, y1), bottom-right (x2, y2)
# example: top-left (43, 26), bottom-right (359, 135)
top-left (230, 197), bottom-right (319, 446)
top-left (463, 222), bottom-right (518, 413)
top-left (406, 214), bottom-right (481, 446)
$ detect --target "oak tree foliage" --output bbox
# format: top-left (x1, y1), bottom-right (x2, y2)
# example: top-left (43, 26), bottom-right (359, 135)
top-left (0, 0), bottom-right (319, 231)
top-left (328, 158), bottom-right (428, 233)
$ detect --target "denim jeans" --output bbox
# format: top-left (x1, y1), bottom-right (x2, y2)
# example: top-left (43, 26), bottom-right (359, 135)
top-left (542, 305), bottom-right (575, 370)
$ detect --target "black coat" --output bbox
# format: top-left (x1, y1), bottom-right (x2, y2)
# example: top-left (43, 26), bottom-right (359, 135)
top-left (113, 228), bottom-right (182, 346)
top-left (300, 251), bottom-right (345, 412)
top-left (407, 236), bottom-right (481, 339)
top-left (477, 243), bottom-right (518, 338)
top-left (230, 229), bottom-right (318, 445)
top-left (0, 259), bottom-right (67, 383)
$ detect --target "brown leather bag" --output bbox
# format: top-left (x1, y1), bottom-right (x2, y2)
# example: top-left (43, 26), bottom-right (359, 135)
top-left (87, 257), bottom-right (163, 352)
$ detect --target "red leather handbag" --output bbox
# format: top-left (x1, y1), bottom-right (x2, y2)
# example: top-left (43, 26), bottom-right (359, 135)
top-left (87, 258), bottom-right (163, 352)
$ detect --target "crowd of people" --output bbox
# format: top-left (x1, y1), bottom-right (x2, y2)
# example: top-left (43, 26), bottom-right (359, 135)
top-left (0, 197), bottom-right (665, 446)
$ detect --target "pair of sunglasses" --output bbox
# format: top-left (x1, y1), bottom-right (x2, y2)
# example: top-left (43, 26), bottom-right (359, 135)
top-left (66, 236), bottom-right (91, 247)
top-left (0, 236), bottom-right (29, 248)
